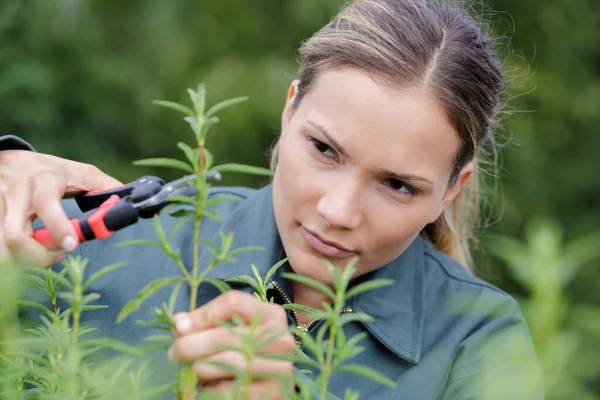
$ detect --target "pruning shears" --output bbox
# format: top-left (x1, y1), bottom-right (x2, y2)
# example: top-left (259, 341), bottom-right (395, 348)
top-left (33, 172), bottom-right (221, 249)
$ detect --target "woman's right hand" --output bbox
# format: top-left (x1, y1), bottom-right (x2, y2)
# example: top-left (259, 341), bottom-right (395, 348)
top-left (0, 150), bottom-right (123, 267)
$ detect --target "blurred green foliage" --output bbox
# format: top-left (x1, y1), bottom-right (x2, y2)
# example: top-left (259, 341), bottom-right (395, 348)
top-left (1, 0), bottom-right (599, 397)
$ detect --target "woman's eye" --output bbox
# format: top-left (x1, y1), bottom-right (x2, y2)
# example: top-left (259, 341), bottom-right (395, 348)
top-left (387, 179), bottom-right (418, 197)
top-left (310, 137), bottom-right (336, 158)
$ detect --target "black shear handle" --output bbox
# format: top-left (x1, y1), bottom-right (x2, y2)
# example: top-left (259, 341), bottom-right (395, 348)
top-left (75, 175), bottom-right (165, 212)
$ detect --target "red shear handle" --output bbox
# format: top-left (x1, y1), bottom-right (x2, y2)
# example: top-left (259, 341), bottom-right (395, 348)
top-left (33, 195), bottom-right (121, 250)
top-left (33, 219), bottom-right (86, 250)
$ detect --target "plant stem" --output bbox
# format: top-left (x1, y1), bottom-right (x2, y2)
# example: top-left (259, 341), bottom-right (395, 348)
top-left (189, 145), bottom-right (206, 312)
top-left (320, 322), bottom-right (337, 400)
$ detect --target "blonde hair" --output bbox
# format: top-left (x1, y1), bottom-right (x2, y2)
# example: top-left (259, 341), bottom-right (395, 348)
top-left (272, 0), bottom-right (503, 268)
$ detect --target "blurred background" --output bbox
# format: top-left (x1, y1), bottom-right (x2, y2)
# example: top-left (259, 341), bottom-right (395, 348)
top-left (1, 0), bottom-right (599, 398)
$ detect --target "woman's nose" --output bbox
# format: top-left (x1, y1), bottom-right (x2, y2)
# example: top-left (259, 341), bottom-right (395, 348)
top-left (316, 182), bottom-right (362, 230)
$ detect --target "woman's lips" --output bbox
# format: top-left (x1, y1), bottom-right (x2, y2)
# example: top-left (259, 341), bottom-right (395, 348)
top-left (301, 226), bottom-right (355, 259)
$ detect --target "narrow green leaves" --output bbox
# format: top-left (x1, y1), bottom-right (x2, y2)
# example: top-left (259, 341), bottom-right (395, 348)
top-left (83, 262), bottom-right (127, 290)
top-left (336, 364), bottom-right (396, 388)
top-left (133, 157), bottom-right (193, 173)
top-left (117, 277), bottom-right (183, 323)
top-left (152, 100), bottom-right (194, 116)
top-left (205, 96), bottom-right (248, 118)
top-left (282, 272), bottom-right (335, 301)
top-left (211, 163), bottom-right (272, 177)
top-left (345, 279), bottom-right (394, 301)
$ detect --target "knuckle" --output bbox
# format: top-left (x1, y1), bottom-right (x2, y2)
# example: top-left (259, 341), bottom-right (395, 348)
top-left (279, 333), bottom-right (296, 352)
top-left (220, 350), bottom-right (245, 368)
top-left (222, 290), bottom-right (243, 309)
top-left (4, 228), bottom-right (24, 250)
top-left (82, 163), bottom-right (103, 178)
top-left (267, 303), bottom-right (288, 325)
top-left (170, 339), bottom-right (185, 362)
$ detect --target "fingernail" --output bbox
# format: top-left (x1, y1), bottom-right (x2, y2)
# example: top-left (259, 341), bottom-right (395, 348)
top-left (174, 313), bottom-right (192, 334)
top-left (61, 236), bottom-right (77, 252)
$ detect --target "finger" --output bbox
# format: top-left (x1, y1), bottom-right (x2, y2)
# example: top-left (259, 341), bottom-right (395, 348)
top-left (4, 182), bottom-right (64, 267)
top-left (0, 187), bottom-right (10, 262)
top-left (57, 158), bottom-right (123, 195)
top-left (201, 379), bottom-right (291, 400)
top-left (193, 352), bottom-right (293, 384)
top-left (173, 291), bottom-right (288, 335)
top-left (169, 327), bottom-right (295, 365)
top-left (30, 172), bottom-right (80, 252)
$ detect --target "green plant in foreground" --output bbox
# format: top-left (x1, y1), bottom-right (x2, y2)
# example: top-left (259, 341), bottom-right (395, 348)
top-left (280, 259), bottom-right (396, 400)
top-left (3, 83), bottom-right (403, 400)
top-left (488, 218), bottom-right (600, 400)
top-left (0, 257), bottom-right (170, 400)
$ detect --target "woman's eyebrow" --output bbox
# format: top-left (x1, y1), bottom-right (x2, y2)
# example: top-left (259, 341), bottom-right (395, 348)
top-left (381, 170), bottom-right (434, 186)
top-left (307, 119), bottom-right (433, 186)
top-left (307, 120), bottom-right (348, 156)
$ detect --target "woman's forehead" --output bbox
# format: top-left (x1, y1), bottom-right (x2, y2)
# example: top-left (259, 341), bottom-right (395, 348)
top-left (297, 68), bottom-right (461, 179)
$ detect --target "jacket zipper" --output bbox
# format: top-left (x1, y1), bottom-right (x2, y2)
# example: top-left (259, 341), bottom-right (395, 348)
top-left (271, 281), bottom-right (353, 346)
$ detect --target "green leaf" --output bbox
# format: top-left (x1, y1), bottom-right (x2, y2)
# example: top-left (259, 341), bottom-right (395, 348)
top-left (345, 332), bottom-right (368, 349)
top-left (336, 364), bottom-right (396, 388)
top-left (82, 292), bottom-right (101, 305)
top-left (117, 277), bottom-right (183, 323)
top-left (205, 96), bottom-right (248, 118)
top-left (345, 279), bottom-right (394, 301)
top-left (226, 276), bottom-right (262, 294)
top-left (265, 257), bottom-right (288, 285)
top-left (133, 158), bottom-right (193, 173)
top-left (177, 141), bottom-right (198, 166)
top-left (201, 208), bottom-right (224, 222)
top-left (20, 275), bottom-right (51, 297)
top-left (210, 163), bottom-right (272, 177)
top-left (169, 209), bottom-right (195, 219)
top-left (198, 359), bottom-right (243, 376)
top-left (206, 195), bottom-right (242, 208)
top-left (184, 116), bottom-right (200, 139)
top-left (290, 327), bottom-right (323, 363)
top-left (202, 147), bottom-right (214, 170)
top-left (205, 278), bottom-right (232, 294)
top-left (16, 300), bottom-right (54, 319)
top-left (250, 264), bottom-right (265, 287)
top-left (228, 246), bottom-right (263, 257)
top-left (79, 338), bottom-right (143, 355)
top-left (340, 312), bottom-right (373, 326)
top-left (152, 100), bottom-right (194, 116)
top-left (281, 272), bottom-right (335, 300)
top-left (283, 303), bottom-right (323, 318)
top-left (83, 262), bottom-right (127, 290)
top-left (144, 334), bottom-right (174, 344)
top-left (167, 195), bottom-right (197, 205)
top-left (153, 215), bottom-right (169, 245)
top-left (117, 239), bottom-right (163, 249)
top-left (35, 268), bottom-right (73, 290)
top-left (168, 282), bottom-right (183, 313)
top-left (196, 83), bottom-right (206, 115)
top-left (81, 305), bottom-right (109, 312)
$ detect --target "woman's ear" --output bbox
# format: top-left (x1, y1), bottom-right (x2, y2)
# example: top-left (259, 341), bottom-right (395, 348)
top-left (427, 162), bottom-right (474, 224)
top-left (281, 80), bottom-right (300, 134)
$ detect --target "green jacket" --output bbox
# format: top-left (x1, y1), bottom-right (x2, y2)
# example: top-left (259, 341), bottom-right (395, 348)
top-left (2, 135), bottom-right (543, 399)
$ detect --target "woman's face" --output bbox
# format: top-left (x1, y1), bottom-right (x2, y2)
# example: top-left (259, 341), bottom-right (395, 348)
top-left (272, 67), bottom-right (472, 284)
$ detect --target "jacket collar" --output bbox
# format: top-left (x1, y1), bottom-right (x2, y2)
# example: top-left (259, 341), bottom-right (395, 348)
top-left (203, 184), bottom-right (425, 364)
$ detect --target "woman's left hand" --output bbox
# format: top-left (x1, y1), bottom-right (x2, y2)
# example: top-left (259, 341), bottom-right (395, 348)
top-left (168, 290), bottom-right (296, 399)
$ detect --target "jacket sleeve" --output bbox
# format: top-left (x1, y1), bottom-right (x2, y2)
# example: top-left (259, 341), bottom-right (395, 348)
top-left (0, 135), bottom-right (35, 151)
top-left (440, 297), bottom-right (544, 400)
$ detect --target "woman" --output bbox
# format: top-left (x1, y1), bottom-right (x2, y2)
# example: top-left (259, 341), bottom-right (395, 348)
top-left (0, 0), bottom-right (542, 398)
